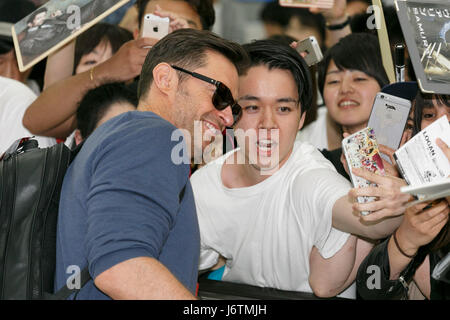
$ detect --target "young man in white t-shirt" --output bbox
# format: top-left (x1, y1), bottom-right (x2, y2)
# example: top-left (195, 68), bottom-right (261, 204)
top-left (190, 40), bottom-right (402, 298)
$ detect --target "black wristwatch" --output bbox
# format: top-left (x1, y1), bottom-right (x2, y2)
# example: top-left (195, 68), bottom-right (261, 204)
top-left (326, 16), bottom-right (351, 31)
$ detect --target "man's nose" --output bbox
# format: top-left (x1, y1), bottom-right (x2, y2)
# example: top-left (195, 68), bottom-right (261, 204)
top-left (216, 106), bottom-right (234, 128)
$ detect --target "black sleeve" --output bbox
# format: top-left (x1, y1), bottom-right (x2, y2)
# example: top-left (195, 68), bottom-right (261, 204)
top-left (430, 250), bottom-right (450, 300)
top-left (356, 238), bottom-right (411, 300)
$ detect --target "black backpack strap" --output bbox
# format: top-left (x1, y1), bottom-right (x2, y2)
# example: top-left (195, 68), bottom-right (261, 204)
top-left (179, 183), bottom-right (187, 203)
top-left (70, 141), bottom-right (84, 162)
top-left (44, 266), bottom-right (91, 300)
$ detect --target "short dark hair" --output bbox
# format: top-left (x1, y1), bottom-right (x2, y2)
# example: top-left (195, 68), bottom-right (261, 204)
top-left (138, 28), bottom-right (248, 101)
top-left (260, 2), bottom-right (325, 44)
top-left (241, 39), bottom-right (313, 116)
top-left (74, 23), bottom-right (133, 74)
top-left (317, 33), bottom-right (389, 98)
top-left (260, 1), bottom-right (293, 28)
top-left (136, 0), bottom-right (215, 31)
top-left (76, 82), bottom-right (138, 139)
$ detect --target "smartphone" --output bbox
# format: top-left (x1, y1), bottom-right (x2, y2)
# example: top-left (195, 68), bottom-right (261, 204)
top-left (296, 36), bottom-right (323, 66)
top-left (342, 127), bottom-right (386, 215)
top-left (141, 14), bottom-right (170, 40)
top-left (279, 0), bottom-right (335, 9)
top-left (367, 92), bottom-right (411, 161)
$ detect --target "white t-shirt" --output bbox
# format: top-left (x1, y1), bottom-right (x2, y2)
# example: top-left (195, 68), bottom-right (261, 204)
top-left (0, 76), bottom-right (56, 154)
top-left (296, 106), bottom-right (329, 150)
top-left (191, 140), bottom-right (353, 295)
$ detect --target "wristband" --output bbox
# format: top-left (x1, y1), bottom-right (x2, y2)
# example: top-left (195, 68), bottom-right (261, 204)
top-left (393, 230), bottom-right (417, 259)
top-left (326, 16), bottom-right (351, 31)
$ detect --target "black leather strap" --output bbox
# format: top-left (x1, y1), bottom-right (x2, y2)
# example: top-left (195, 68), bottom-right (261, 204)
top-left (44, 267), bottom-right (91, 300)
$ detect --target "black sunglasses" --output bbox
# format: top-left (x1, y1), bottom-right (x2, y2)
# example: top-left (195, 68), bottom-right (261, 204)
top-left (171, 65), bottom-right (242, 125)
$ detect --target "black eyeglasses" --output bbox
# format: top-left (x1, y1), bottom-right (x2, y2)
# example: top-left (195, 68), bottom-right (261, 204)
top-left (171, 65), bottom-right (242, 125)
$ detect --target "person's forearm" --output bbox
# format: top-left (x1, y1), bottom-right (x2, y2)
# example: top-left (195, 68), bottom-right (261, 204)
top-left (324, 16), bottom-right (351, 49)
top-left (333, 196), bottom-right (403, 240)
top-left (23, 64), bottom-right (107, 139)
top-left (309, 236), bottom-right (357, 297)
top-left (44, 40), bottom-right (75, 89)
top-left (95, 257), bottom-right (196, 300)
top-left (387, 230), bottom-right (417, 280)
top-left (339, 237), bottom-right (375, 292)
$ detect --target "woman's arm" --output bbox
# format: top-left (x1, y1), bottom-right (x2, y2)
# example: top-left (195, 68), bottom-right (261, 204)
top-left (357, 202), bottom-right (448, 299)
top-left (44, 40), bottom-right (75, 89)
top-left (310, 0), bottom-right (351, 49)
top-left (23, 37), bottom-right (155, 139)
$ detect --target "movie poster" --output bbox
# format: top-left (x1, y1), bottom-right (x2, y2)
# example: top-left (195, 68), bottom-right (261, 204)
top-left (405, 2), bottom-right (450, 83)
top-left (12, 0), bottom-right (130, 71)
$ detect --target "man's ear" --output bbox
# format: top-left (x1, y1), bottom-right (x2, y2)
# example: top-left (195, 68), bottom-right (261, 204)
top-left (152, 63), bottom-right (178, 97)
top-left (298, 111), bottom-right (306, 131)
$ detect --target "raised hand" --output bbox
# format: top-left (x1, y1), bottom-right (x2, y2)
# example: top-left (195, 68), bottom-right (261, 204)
top-left (153, 5), bottom-right (190, 33)
top-left (395, 201), bottom-right (449, 255)
top-left (96, 37), bottom-right (156, 82)
top-left (349, 167), bottom-right (412, 221)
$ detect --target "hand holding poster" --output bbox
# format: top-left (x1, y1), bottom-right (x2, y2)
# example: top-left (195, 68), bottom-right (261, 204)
top-left (12, 0), bottom-right (131, 72)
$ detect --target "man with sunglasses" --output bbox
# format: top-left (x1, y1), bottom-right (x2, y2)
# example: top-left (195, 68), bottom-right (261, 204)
top-left (23, 0), bottom-right (216, 139)
top-left (190, 39), bottom-right (402, 298)
top-left (54, 29), bottom-right (248, 300)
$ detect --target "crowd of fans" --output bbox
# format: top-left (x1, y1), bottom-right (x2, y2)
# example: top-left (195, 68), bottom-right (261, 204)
top-left (0, 0), bottom-right (448, 300)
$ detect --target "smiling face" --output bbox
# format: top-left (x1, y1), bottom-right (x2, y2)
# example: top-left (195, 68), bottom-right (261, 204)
top-left (172, 50), bottom-right (239, 161)
top-left (75, 40), bottom-right (113, 74)
top-left (235, 65), bottom-right (304, 173)
top-left (323, 60), bottom-right (381, 134)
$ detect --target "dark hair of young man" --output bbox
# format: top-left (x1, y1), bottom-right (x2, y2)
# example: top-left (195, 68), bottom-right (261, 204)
top-left (241, 39), bottom-right (313, 117)
top-left (76, 82), bottom-right (138, 139)
top-left (137, 28), bottom-right (249, 101)
top-left (136, 0), bottom-right (215, 31)
top-left (73, 23), bottom-right (133, 74)
top-left (317, 33), bottom-right (389, 98)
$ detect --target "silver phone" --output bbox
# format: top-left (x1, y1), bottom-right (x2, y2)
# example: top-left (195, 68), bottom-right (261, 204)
top-left (141, 14), bottom-right (169, 40)
top-left (367, 92), bottom-right (411, 160)
top-left (296, 36), bottom-right (323, 66)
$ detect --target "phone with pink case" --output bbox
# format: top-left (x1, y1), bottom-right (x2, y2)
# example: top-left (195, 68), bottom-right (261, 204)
top-left (342, 127), bottom-right (386, 215)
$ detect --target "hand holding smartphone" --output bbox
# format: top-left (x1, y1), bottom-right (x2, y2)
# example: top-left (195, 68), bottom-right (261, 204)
top-left (367, 92), bottom-right (411, 162)
top-left (141, 14), bottom-right (170, 40)
top-left (295, 36), bottom-right (323, 66)
top-left (342, 127), bottom-right (386, 215)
